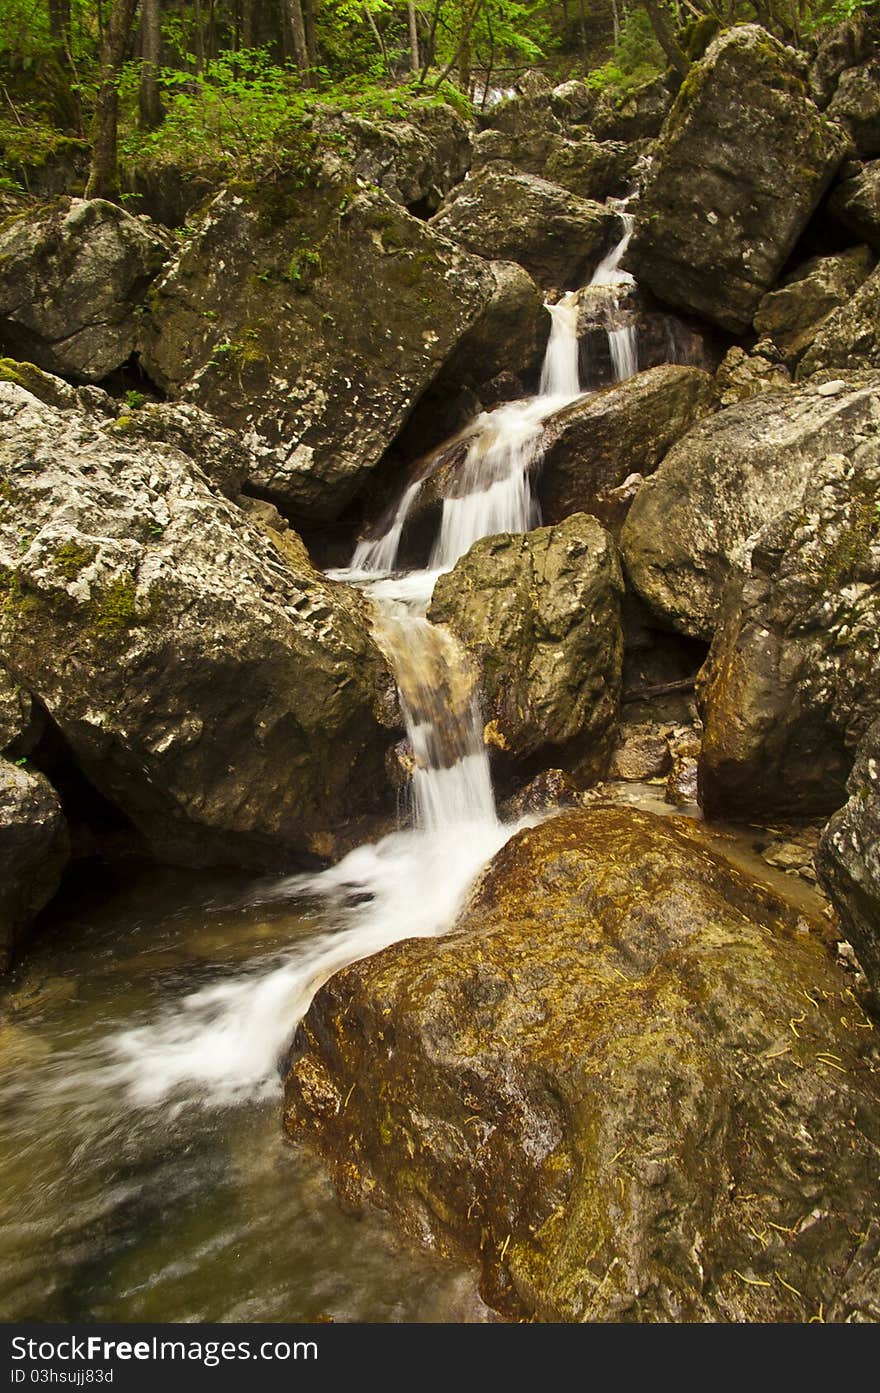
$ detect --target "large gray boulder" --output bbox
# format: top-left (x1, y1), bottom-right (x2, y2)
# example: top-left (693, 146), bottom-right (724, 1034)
top-left (816, 720), bottom-right (880, 1000)
top-left (429, 513), bottom-right (623, 782)
top-left (797, 264), bottom-right (880, 378)
top-left (829, 160), bottom-right (880, 250)
top-left (698, 422), bottom-right (880, 819)
top-left (0, 198), bottom-right (170, 382)
top-left (286, 805), bottom-right (880, 1322)
top-left (753, 245), bottom-right (875, 365)
top-left (316, 103), bottom-right (473, 213)
top-left (140, 173), bottom-right (503, 524)
top-left (620, 376), bottom-right (880, 639)
top-left (0, 376), bottom-right (397, 870)
top-left (630, 26), bottom-right (847, 333)
top-left (827, 58), bottom-right (880, 157)
top-left (430, 169), bottom-right (617, 289)
top-left (539, 365), bottom-right (717, 526)
top-left (0, 759), bottom-right (68, 970)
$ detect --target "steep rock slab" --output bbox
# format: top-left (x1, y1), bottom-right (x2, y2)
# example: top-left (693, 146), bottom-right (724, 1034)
top-left (285, 805), bottom-right (880, 1323)
top-left (619, 377), bottom-right (880, 639)
top-left (797, 264), bottom-right (880, 378)
top-left (0, 381), bottom-right (396, 870)
top-left (753, 245), bottom-right (875, 365)
top-left (829, 160), bottom-right (880, 250)
top-left (141, 177), bottom-right (498, 524)
top-left (0, 198), bottom-right (170, 382)
top-left (630, 26), bottom-right (847, 333)
top-left (430, 170), bottom-right (616, 290)
top-left (699, 432), bottom-right (880, 819)
top-left (0, 759), bottom-right (68, 970)
top-left (429, 514), bottom-right (623, 781)
top-left (539, 365), bottom-right (717, 526)
top-left (816, 720), bottom-right (880, 1000)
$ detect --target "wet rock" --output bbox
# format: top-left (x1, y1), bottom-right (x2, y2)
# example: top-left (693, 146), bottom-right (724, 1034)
top-left (285, 805), bottom-right (880, 1322)
top-left (608, 722), bottom-right (671, 781)
top-left (429, 513), bottom-right (623, 782)
top-left (698, 427), bottom-right (880, 819)
top-left (630, 26), bottom-right (847, 333)
top-left (753, 245), bottom-right (875, 365)
top-left (500, 768), bottom-right (581, 819)
top-left (540, 365), bottom-right (717, 526)
top-left (430, 170), bottom-right (617, 290)
top-left (829, 161), bottom-right (880, 250)
top-left (714, 346), bottom-right (792, 405)
top-left (0, 758), bottom-right (68, 969)
top-left (141, 176), bottom-right (500, 524)
top-left (0, 379), bottom-right (397, 870)
top-left (797, 263), bottom-right (880, 378)
top-left (620, 375), bottom-right (880, 639)
top-left (827, 59), bottom-right (880, 158)
top-left (665, 728), bottom-right (701, 805)
top-left (0, 198), bottom-right (170, 382)
top-left (816, 719), bottom-right (880, 1000)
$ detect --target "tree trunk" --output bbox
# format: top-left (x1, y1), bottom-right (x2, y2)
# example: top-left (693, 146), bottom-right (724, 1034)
top-left (408, 1), bottom-right (420, 72)
top-left (193, 0), bottom-right (206, 70)
top-left (86, 0), bottom-right (140, 202)
top-left (48, 0), bottom-right (72, 55)
top-left (138, 0), bottom-right (163, 130)
top-left (284, 0), bottom-right (310, 75)
top-left (241, 0), bottom-right (254, 47)
top-left (643, 0), bottom-right (690, 79)
top-left (303, 0), bottom-right (318, 67)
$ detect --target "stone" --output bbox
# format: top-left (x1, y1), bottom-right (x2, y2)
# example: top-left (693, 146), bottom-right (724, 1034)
top-left (430, 169), bottom-right (617, 290)
top-left (0, 377), bottom-right (398, 870)
top-left (620, 375), bottom-right (880, 640)
top-left (816, 719), bottom-right (880, 1000)
top-left (630, 26), bottom-right (847, 333)
top-left (286, 805), bottom-right (880, 1322)
top-left (429, 513), bottom-right (624, 782)
top-left (753, 245), bottom-right (875, 364)
top-left (539, 364), bottom-right (717, 526)
top-left (317, 102), bottom-right (473, 213)
top-left (0, 198), bottom-right (170, 382)
top-left (0, 758), bottom-right (68, 969)
top-left (809, 16), bottom-right (880, 109)
top-left (827, 59), bottom-right (880, 158)
top-left (499, 768), bottom-right (581, 819)
top-left (829, 160), bottom-right (880, 250)
top-left (105, 400), bottom-right (254, 499)
top-left (608, 722), bottom-right (671, 781)
top-left (797, 264), bottom-right (880, 378)
top-left (714, 346), bottom-right (791, 405)
top-left (589, 75), bottom-right (672, 142)
top-left (698, 428), bottom-right (880, 819)
top-left (140, 174), bottom-right (501, 524)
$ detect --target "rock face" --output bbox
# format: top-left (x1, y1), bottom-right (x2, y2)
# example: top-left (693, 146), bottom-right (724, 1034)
top-left (319, 103), bottom-right (473, 213)
top-left (827, 59), bottom-right (880, 157)
top-left (630, 26), bottom-right (846, 333)
top-left (0, 759), bottom-right (68, 969)
top-left (285, 805), bottom-right (880, 1322)
top-left (140, 174), bottom-right (501, 524)
top-left (714, 346), bottom-right (791, 405)
top-left (620, 377), bottom-right (880, 639)
top-left (539, 365), bottom-right (717, 526)
top-left (0, 377), bottom-right (397, 870)
top-left (0, 198), bottom-right (170, 382)
top-left (817, 720), bottom-right (880, 999)
top-left (797, 264), bottom-right (880, 378)
top-left (430, 170), bottom-right (616, 289)
top-left (753, 245), bottom-right (875, 365)
top-left (698, 422), bottom-right (880, 819)
top-left (429, 514), bottom-right (623, 781)
top-left (472, 125), bottom-right (636, 203)
top-left (829, 161), bottom-right (880, 250)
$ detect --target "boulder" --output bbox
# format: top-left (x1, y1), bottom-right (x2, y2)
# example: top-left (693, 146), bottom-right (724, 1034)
top-left (698, 424), bottom-right (880, 819)
top-left (140, 174), bottom-right (501, 523)
top-left (809, 16), bottom-right (880, 109)
top-left (316, 103), bottom-right (473, 213)
top-left (285, 805), bottom-right (880, 1322)
top-left (430, 170), bottom-right (617, 290)
top-left (105, 400), bottom-right (254, 499)
top-left (589, 76), bottom-right (672, 142)
top-left (816, 720), bottom-right (880, 999)
top-left (829, 160), bottom-right (880, 250)
top-left (714, 346), bottom-right (791, 405)
top-left (620, 376), bottom-right (880, 639)
top-left (0, 378), bottom-right (397, 870)
top-left (539, 365), bottom-right (717, 526)
top-left (472, 127), bottom-right (638, 203)
top-left (797, 264), bottom-right (880, 378)
top-left (0, 759), bottom-right (68, 969)
top-left (429, 514), bottom-right (623, 781)
top-left (630, 26), bottom-right (847, 333)
top-left (0, 198), bottom-right (170, 382)
top-left (753, 245), bottom-right (875, 365)
top-left (827, 59), bottom-right (880, 158)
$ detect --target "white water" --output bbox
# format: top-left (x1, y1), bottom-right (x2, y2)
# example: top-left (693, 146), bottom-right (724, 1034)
top-left (587, 205), bottom-right (639, 384)
top-left (101, 222), bottom-right (633, 1110)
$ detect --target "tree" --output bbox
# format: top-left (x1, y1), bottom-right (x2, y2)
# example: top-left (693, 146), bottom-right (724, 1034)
top-left (138, 0), bottom-right (163, 129)
top-left (86, 0), bottom-right (141, 200)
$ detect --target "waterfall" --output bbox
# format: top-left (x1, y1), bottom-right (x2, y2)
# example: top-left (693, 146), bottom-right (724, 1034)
top-left (586, 204), bottom-right (639, 385)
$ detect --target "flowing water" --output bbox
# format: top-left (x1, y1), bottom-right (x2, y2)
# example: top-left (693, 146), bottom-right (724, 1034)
top-left (0, 220), bottom-right (641, 1322)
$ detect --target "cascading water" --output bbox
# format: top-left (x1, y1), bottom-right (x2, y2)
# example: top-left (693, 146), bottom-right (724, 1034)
top-left (584, 202), bottom-right (640, 385)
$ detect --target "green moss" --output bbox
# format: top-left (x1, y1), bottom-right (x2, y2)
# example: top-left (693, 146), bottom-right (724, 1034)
top-left (815, 481), bottom-right (879, 588)
top-left (91, 575), bottom-right (138, 632)
top-left (55, 541), bottom-right (95, 581)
